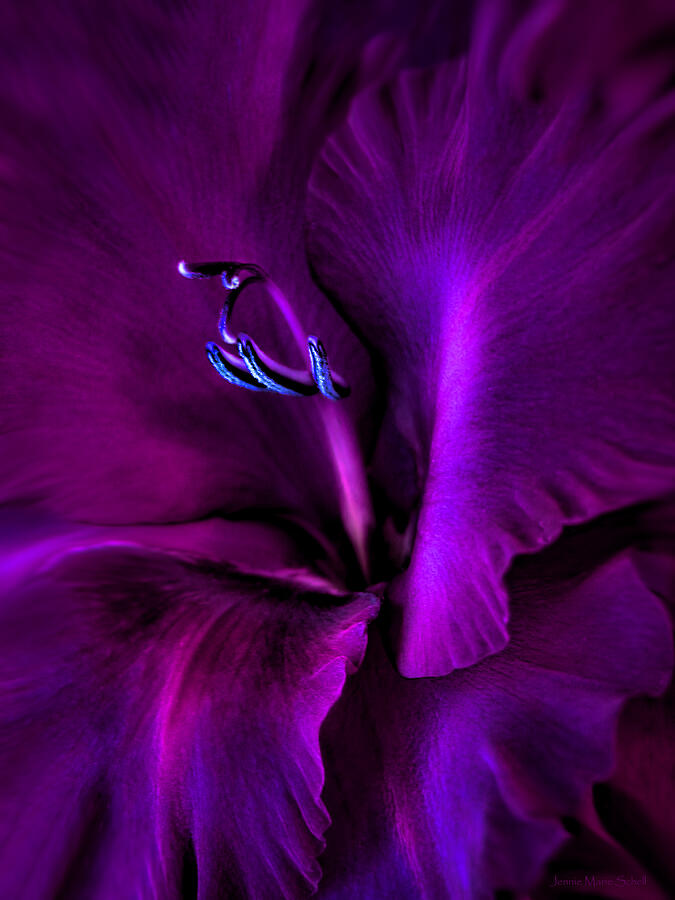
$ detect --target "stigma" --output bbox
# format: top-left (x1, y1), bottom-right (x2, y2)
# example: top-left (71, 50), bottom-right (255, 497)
top-left (178, 260), bottom-right (349, 400)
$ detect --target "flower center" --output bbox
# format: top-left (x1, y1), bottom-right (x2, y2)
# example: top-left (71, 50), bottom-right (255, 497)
top-left (177, 258), bottom-right (373, 580)
top-left (178, 260), bottom-right (349, 400)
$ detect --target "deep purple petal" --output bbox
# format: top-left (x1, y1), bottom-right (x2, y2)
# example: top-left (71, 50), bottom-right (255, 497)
top-left (529, 505), bottom-right (675, 897)
top-left (0, 542), bottom-right (378, 898)
top-left (576, 514), bottom-right (675, 896)
top-left (317, 542), bottom-right (672, 898)
top-left (529, 803), bottom-right (668, 900)
top-left (0, 0), bottom-right (431, 533)
top-left (307, 1), bottom-right (675, 675)
top-left (0, 505), bottom-right (351, 607)
top-left (594, 688), bottom-right (675, 896)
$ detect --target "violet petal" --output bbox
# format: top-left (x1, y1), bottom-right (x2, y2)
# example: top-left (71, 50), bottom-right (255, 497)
top-left (0, 542), bottom-right (378, 898)
top-left (317, 542), bottom-right (672, 898)
top-left (0, 0), bottom-right (420, 527)
top-left (307, 1), bottom-right (675, 675)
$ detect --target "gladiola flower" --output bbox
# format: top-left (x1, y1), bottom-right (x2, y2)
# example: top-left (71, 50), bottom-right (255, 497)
top-left (1, 0), bottom-right (673, 898)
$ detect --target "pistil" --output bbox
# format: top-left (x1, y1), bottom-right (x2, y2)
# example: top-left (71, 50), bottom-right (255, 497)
top-left (179, 260), bottom-right (349, 399)
top-left (178, 259), bottom-right (373, 579)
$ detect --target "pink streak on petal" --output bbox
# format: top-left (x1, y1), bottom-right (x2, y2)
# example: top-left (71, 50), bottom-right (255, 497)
top-left (267, 277), bottom-right (374, 579)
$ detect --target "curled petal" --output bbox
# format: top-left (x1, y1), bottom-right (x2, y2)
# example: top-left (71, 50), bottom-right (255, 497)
top-left (317, 534), bottom-right (673, 898)
top-left (0, 543), bottom-right (379, 898)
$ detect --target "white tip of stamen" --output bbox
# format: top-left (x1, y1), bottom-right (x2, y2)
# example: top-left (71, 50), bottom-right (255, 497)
top-left (222, 273), bottom-right (241, 290)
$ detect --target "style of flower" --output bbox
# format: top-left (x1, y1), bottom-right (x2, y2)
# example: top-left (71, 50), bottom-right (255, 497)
top-left (1, 1), bottom-right (674, 898)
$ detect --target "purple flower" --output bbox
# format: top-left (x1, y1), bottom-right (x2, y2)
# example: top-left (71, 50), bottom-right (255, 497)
top-left (1, 1), bottom-right (673, 897)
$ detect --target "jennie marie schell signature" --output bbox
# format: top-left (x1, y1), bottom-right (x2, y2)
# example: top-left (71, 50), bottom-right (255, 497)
top-left (549, 873), bottom-right (648, 889)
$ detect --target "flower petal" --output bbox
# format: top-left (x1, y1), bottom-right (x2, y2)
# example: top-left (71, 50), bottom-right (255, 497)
top-left (0, 0), bottom-right (427, 530)
top-left (316, 539), bottom-right (673, 898)
top-left (593, 689), bottom-right (675, 896)
top-left (581, 506), bottom-right (675, 896)
top-left (529, 805), bottom-right (668, 900)
top-left (0, 542), bottom-right (378, 898)
top-left (307, 0), bottom-right (675, 675)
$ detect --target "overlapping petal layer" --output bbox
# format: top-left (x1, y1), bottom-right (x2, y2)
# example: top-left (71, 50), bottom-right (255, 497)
top-left (307, 0), bottom-right (675, 675)
top-left (0, 541), bottom-right (378, 898)
top-left (583, 505), bottom-right (675, 896)
top-left (596, 689), bottom-right (675, 896)
top-left (316, 533), bottom-right (673, 899)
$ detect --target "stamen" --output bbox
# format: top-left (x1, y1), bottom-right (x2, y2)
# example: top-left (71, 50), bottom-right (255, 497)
top-left (205, 342), bottom-right (267, 391)
top-left (177, 257), bottom-right (372, 579)
top-left (178, 259), bottom-right (265, 283)
top-left (237, 334), bottom-right (318, 396)
top-left (178, 257), bottom-right (351, 401)
top-left (308, 336), bottom-right (350, 400)
top-left (178, 260), bottom-right (235, 280)
top-left (221, 273), bottom-right (240, 291)
top-left (217, 272), bottom-right (265, 344)
top-left (218, 302), bottom-right (237, 345)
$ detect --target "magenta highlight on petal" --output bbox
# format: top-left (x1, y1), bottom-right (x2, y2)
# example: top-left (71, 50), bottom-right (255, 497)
top-left (3, 0), bottom-right (675, 897)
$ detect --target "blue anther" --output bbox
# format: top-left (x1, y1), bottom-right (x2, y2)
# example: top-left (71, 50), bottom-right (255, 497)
top-left (237, 334), bottom-right (318, 397)
top-left (178, 259), bottom-right (350, 400)
top-left (205, 342), bottom-right (267, 391)
top-left (308, 336), bottom-right (350, 400)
